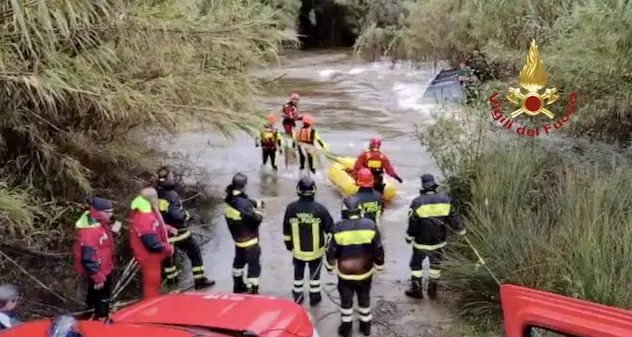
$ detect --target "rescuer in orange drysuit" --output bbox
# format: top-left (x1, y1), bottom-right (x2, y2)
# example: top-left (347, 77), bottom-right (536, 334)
top-left (255, 113), bottom-right (284, 171)
top-left (294, 115), bottom-right (329, 174)
top-left (352, 137), bottom-right (403, 194)
top-left (129, 188), bottom-right (176, 299)
top-left (282, 93), bottom-right (303, 135)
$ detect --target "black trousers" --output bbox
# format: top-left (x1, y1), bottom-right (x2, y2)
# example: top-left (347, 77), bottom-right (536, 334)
top-left (298, 148), bottom-right (316, 172)
top-left (338, 277), bottom-right (373, 324)
top-left (410, 248), bottom-right (443, 281)
top-left (86, 274), bottom-right (113, 319)
top-left (232, 244), bottom-right (262, 289)
top-left (372, 172), bottom-right (385, 194)
top-left (262, 148), bottom-right (278, 170)
top-left (292, 257), bottom-right (322, 296)
top-left (163, 232), bottom-right (206, 283)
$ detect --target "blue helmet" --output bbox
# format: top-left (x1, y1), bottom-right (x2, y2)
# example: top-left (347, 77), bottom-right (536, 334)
top-left (47, 315), bottom-right (83, 337)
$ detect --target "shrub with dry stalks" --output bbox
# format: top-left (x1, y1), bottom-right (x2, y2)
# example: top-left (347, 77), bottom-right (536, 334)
top-left (0, 0), bottom-right (296, 317)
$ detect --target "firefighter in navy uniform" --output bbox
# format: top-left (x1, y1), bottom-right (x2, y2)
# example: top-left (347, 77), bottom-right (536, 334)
top-left (405, 174), bottom-right (465, 300)
top-left (255, 113), bottom-right (284, 171)
top-left (223, 173), bottom-right (265, 294)
top-left (351, 168), bottom-right (384, 226)
top-left (156, 167), bottom-right (215, 290)
top-left (325, 197), bottom-right (385, 337)
top-left (282, 177), bottom-right (334, 305)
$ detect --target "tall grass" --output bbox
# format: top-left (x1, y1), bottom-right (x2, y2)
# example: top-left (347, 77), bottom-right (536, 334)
top-left (356, 0), bottom-right (632, 143)
top-left (421, 102), bottom-right (632, 330)
top-left (0, 0), bottom-right (295, 316)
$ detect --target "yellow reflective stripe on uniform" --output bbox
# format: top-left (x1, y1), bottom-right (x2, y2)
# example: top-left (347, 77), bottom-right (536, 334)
top-left (340, 307), bottom-right (353, 322)
top-left (374, 263), bottom-right (384, 271)
top-left (311, 220), bottom-right (320, 256)
top-left (255, 200), bottom-right (263, 209)
top-left (164, 266), bottom-right (177, 272)
top-left (415, 203), bottom-right (451, 218)
top-left (235, 237), bottom-right (259, 247)
top-left (293, 247), bottom-right (325, 261)
top-left (429, 268), bottom-right (441, 280)
top-left (232, 268), bottom-right (244, 277)
top-left (192, 266), bottom-right (204, 272)
top-left (158, 199), bottom-right (169, 212)
top-left (246, 278), bottom-right (259, 286)
top-left (375, 208), bottom-right (381, 227)
top-left (223, 203), bottom-right (242, 220)
top-left (336, 267), bottom-right (376, 281)
top-left (324, 259), bottom-right (335, 270)
top-left (357, 306), bottom-right (372, 322)
top-left (168, 230), bottom-right (191, 243)
top-left (411, 270), bottom-right (423, 278)
top-left (293, 280), bottom-right (304, 292)
top-left (404, 233), bottom-right (414, 242)
top-left (412, 241), bottom-right (446, 250)
top-left (333, 229), bottom-right (375, 246)
top-left (283, 235), bottom-right (291, 241)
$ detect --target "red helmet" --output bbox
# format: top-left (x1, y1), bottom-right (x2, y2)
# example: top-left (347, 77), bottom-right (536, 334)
top-left (302, 115), bottom-right (313, 125)
top-left (266, 113), bottom-right (276, 123)
top-left (290, 93), bottom-right (300, 101)
top-left (369, 136), bottom-right (382, 150)
top-left (356, 168), bottom-right (374, 188)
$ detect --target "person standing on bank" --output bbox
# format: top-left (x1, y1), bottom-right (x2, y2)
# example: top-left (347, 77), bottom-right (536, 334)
top-left (282, 177), bottom-right (334, 305)
top-left (405, 174), bottom-right (465, 300)
top-left (156, 167), bottom-right (215, 290)
top-left (223, 173), bottom-right (265, 294)
top-left (72, 197), bottom-right (121, 319)
top-left (325, 197), bottom-right (385, 337)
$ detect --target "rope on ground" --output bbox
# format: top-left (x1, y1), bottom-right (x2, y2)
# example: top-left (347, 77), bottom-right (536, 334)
top-left (0, 249), bottom-right (83, 305)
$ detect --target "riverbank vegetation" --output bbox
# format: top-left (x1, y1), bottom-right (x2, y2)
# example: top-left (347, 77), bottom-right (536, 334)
top-left (353, 0), bottom-right (632, 332)
top-left (422, 102), bottom-right (632, 332)
top-left (0, 0), bottom-right (294, 317)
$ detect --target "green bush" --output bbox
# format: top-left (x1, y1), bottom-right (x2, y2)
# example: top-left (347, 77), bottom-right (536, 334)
top-left (0, 0), bottom-right (295, 316)
top-left (357, 0), bottom-right (632, 143)
top-left (421, 103), bottom-right (632, 330)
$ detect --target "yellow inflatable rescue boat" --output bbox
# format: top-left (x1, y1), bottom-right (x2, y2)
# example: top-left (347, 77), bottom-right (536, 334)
top-left (327, 157), bottom-right (397, 201)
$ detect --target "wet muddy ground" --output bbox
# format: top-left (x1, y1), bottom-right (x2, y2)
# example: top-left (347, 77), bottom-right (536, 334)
top-left (167, 50), bottom-right (460, 336)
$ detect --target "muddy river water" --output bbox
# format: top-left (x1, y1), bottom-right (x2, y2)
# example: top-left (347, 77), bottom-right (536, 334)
top-left (167, 50), bottom-right (457, 336)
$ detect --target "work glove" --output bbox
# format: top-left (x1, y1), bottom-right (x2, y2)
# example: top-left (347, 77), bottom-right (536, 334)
top-left (395, 176), bottom-right (403, 183)
top-left (405, 238), bottom-right (412, 244)
top-left (183, 210), bottom-right (191, 222)
top-left (255, 143), bottom-right (259, 147)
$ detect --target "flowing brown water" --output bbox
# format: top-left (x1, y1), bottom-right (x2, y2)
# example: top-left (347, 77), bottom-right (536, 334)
top-left (167, 50), bottom-right (458, 336)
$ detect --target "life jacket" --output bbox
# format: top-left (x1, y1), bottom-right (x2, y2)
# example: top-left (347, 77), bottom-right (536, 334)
top-left (72, 211), bottom-right (114, 281)
top-left (261, 126), bottom-right (278, 148)
top-left (364, 150), bottom-right (385, 171)
top-left (296, 127), bottom-right (314, 144)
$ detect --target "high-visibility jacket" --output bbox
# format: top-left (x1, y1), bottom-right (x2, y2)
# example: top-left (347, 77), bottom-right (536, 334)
top-left (348, 187), bottom-right (384, 226)
top-left (406, 191), bottom-right (465, 251)
top-left (223, 189), bottom-right (264, 248)
top-left (129, 196), bottom-right (172, 263)
top-left (72, 211), bottom-right (114, 284)
top-left (282, 196), bottom-right (334, 261)
top-left (325, 212), bottom-right (385, 281)
top-left (256, 125), bottom-right (283, 149)
top-left (294, 127), bottom-right (329, 152)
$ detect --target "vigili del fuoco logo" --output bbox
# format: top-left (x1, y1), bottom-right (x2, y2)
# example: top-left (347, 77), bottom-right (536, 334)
top-left (488, 39), bottom-right (577, 136)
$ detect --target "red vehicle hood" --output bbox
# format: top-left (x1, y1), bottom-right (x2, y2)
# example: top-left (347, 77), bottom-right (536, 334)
top-left (111, 292), bottom-right (314, 337)
top-left (0, 319), bottom-right (196, 337)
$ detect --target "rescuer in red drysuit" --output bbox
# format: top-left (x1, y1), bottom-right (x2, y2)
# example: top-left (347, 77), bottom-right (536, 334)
top-left (281, 93), bottom-right (303, 135)
top-left (129, 188), bottom-right (177, 299)
top-left (72, 197), bottom-right (119, 320)
top-left (352, 137), bottom-right (403, 194)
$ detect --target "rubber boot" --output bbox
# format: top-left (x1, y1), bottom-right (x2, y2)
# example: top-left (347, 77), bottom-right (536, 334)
top-left (233, 276), bottom-right (247, 294)
top-left (292, 291), bottom-right (304, 304)
top-left (405, 277), bottom-right (424, 299)
top-left (359, 321), bottom-right (372, 336)
top-left (309, 292), bottom-right (322, 306)
top-left (309, 167), bottom-right (316, 174)
top-left (337, 322), bottom-right (352, 337)
top-left (428, 280), bottom-right (438, 300)
top-left (247, 285), bottom-right (259, 295)
top-left (194, 277), bottom-right (216, 290)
